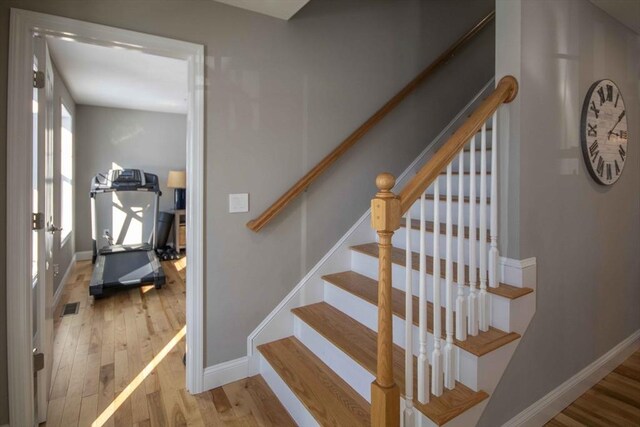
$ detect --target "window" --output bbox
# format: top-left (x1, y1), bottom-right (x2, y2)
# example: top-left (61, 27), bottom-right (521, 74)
top-left (60, 103), bottom-right (73, 244)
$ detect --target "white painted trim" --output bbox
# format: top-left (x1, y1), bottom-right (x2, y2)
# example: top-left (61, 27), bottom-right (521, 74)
top-left (500, 256), bottom-right (536, 269)
top-left (503, 329), bottom-right (640, 427)
top-left (246, 206), bottom-right (371, 357)
top-left (7, 10), bottom-right (206, 426)
top-left (203, 357), bottom-right (249, 390)
top-left (246, 79), bottom-right (496, 364)
top-left (74, 250), bottom-right (93, 261)
top-left (52, 253), bottom-right (76, 310)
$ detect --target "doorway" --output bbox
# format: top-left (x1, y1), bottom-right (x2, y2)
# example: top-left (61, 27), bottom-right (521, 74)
top-left (7, 9), bottom-right (205, 426)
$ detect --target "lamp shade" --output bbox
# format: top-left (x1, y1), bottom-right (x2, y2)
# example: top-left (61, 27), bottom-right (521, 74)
top-left (167, 170), bottom-right (186, 189)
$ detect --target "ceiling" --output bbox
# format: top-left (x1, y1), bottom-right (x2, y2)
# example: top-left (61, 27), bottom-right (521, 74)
top-left (590, 0), bottom-right (640, 34)
top-left (212, 0), bottom-right (310, 20)
top-left (47, 37), bottom-right (188, 114)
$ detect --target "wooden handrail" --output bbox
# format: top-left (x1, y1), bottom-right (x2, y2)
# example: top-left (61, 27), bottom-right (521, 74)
top-left (246, 11), bottom-right (496, 232)
top-left (398, 75), bottom-right (518, 214)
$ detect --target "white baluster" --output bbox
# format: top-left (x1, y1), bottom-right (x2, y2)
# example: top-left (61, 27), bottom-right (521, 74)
top-left (404, 212), bottom-right (415, 425)
top-left (431, 180), bottom-right (443, 397)
top-left (479, 124), bottom-right (489, 332)
top-left (444, 163), bottom-right (455, 390)
top-left (468, 135), bottom-right (479, 336)
top-left (455, 150), bottom-right (466, 343)
top-left (489, 112), bottom-right (499, 289)
top-left (417, 193), bottom-right (430, 404)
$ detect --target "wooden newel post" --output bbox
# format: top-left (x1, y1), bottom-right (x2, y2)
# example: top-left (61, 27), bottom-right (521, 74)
top-left (370, 173), bottom-right (401, 427)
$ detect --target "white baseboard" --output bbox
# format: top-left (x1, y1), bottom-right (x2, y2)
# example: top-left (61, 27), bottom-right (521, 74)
top-left (503, 329), bottom-right (640, 427)
top-left (75, 250), bottom-right (93, 261)
top-left (202, 356), bottom-right (249, 390)
top-left (52, 254), bottom-right (77, 310)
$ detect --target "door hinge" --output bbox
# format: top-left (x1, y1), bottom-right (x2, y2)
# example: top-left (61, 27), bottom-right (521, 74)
top-left (33, 71), bottom-right (45, 89)
top-left (32, 213), bottom-right (45, 230)
top-left (33, 349), bottom-right (44, 373)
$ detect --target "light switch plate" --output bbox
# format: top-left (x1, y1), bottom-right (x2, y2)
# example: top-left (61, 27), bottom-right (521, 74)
top-left (229, 193), bottom-right (249, 213)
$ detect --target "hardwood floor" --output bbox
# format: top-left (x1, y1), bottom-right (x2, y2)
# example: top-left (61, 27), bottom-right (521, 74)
top-left (547, 349), bottom-right (640, 426)
top-left (45, 258), bottom-right (294, 427)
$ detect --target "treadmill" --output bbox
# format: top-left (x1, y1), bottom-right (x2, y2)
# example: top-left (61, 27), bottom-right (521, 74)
top-left (89, 169), bottom-right (166, 297)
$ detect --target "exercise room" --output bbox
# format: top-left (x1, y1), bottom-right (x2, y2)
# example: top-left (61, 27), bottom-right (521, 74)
top-left (42, 34), bottom-right (190, 423)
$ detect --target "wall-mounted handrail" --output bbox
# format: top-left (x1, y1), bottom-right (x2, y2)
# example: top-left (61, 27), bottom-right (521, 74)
top-left (246, 11), bottom-right (496, 232)
top-left (398, 75), bottom-right (518, 214)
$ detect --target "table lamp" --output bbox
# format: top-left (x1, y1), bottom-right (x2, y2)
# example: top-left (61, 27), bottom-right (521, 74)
top-left (167, 170), bottom-right (186, 210)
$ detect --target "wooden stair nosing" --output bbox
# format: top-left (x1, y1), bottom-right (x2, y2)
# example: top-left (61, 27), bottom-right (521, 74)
top-left (400, 219), bottom-right (490, 242)
top-left (291, 302), bottom-right (489, 426)
top-left (350, 243), bottom-right (534, 300)
top-left (322, 270), bottom-right (520, 357)
top-left (257, 336), bottom-right (371, 426)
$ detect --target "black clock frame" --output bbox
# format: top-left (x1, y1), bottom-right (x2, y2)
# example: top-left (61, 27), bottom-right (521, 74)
top-left (580, 78), bottom-right (628, 186)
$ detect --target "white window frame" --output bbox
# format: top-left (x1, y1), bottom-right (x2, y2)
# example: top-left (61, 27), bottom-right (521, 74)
top-left (59, 100), bottom-right (73, 246)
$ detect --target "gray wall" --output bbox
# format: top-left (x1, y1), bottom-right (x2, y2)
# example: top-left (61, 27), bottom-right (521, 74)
top-left (480, 0), bottom-right (640, 425)
top-left (74, 105), bottom-right (187, 253)
top-left (0, 1), bottom-right (495, 423)
top-left (51, 62), bottom-right (76, 295)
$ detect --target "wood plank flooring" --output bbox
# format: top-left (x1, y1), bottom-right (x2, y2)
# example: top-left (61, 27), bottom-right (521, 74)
top-left (45, 258), bottom-right (293, 426)
top-left (547, 349), bottom-right (640, 426)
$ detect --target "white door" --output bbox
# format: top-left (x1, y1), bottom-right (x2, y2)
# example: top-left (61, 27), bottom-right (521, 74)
top-left (32, 35), bottom-right (56, 423)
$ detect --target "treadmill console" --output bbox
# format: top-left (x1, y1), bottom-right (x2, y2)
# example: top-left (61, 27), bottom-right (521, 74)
top-left (109, 169), bottom-right (145, 188)
top-left (90, 168), bottom-right (161, 195)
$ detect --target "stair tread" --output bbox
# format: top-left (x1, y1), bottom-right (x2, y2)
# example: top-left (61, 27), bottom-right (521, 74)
top-left (351, 243), bottom-right (534, 300)
top-left (292, 302), bottom-right (489, 425)
top-left (424, 193), bottom-right (491, 204)
top-left (258, 336), bottom-right (371, 426)
top-left (323, 271), bottom-right (519, 356)
top-left (400, 219), bottom-right (490, 242)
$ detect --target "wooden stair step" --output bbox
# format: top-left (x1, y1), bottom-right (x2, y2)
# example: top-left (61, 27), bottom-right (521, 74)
top-left (400, 219), bottom-right (490, 242)
top-left (257, 337), bottom-right (370, 426)
top-left (292, 302), bottom-right (489, 426)
top-left (351, 243), bottom-right (533, 300)
top-left (322, 271), bottom-right (519, 356)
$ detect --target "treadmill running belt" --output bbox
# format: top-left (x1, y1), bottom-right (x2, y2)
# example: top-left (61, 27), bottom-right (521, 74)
top-left (102, 251), bottom-right (155, 285)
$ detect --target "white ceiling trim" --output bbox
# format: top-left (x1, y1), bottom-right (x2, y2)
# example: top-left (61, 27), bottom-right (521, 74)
top-left (212, 0), bottom-right (310, 20)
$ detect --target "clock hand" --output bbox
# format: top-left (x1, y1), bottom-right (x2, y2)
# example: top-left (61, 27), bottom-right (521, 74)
top-left (608, 110), bottom-right (626, 139)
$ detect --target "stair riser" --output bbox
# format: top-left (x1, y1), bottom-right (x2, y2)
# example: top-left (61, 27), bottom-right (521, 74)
top-left (393, 227), bottom-right (488, 265)
top-left (426, 174), bottom-right (492, 198)
top-left (294, 316), bottom-right (374, 401)
top-left (407, 199), bottom-right (491, 229)
top-left (350, 251), bottom-right (512, 332)
top-left (323, 283), bottom-right (481, 391)
top-left (259, 354), bottom-right (321, 427)
top-left (294, 316), bottom-right (446, 427)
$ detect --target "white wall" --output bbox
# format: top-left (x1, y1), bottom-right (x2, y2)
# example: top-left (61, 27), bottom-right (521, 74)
top-left (480, 1), bottom-right (640, 425)
top-left (74, 105), bottom-right (187, 252)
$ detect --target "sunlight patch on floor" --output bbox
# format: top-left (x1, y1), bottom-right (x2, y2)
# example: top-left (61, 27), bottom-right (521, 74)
top-left (91, 325), bottom-right (186, 427)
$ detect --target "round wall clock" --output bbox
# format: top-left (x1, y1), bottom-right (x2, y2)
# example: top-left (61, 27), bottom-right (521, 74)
top-left (581, 79), bottom-right (628, 185)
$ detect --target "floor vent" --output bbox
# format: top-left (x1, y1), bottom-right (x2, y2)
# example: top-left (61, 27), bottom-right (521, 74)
top-left (61, 302), bottom-right (79, 316)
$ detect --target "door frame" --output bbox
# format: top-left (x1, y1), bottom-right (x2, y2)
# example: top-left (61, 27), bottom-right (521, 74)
top-left (7, 9), bottom-right (206, 426)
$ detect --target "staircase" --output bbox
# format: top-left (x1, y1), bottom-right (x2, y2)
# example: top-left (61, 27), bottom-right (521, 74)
top-left (247, 77), bottom-right (536, 426)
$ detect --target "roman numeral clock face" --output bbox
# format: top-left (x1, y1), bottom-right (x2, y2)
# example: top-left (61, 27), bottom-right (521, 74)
top-left (581, 79), bottom-right (628, 185)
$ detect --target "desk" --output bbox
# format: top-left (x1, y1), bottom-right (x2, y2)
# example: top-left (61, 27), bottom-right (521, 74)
top-left (173, 209), bottom-right (186, 252)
